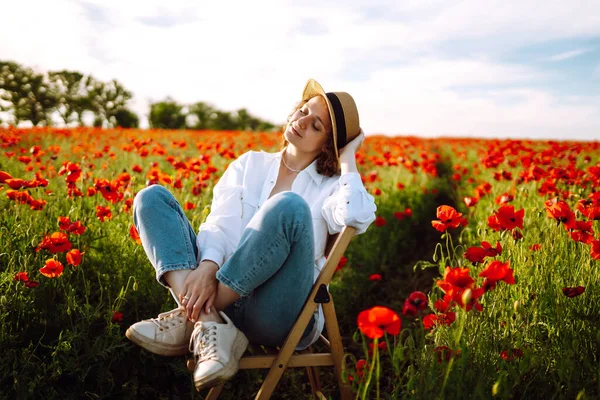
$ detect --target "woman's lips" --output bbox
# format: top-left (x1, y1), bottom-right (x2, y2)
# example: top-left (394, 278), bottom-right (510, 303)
top-left (291, 126), bottom-right (302, 138)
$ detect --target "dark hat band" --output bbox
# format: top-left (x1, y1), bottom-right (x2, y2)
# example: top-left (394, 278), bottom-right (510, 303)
top-left (326, 92), bottom-right (346, 149)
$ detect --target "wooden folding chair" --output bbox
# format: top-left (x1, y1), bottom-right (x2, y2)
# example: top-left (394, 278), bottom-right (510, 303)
top-left (199, 226), bottom-right (357, 400)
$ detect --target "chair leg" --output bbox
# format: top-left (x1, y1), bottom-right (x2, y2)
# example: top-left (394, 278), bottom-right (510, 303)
top-left (306, 366), bottom-right (323, 398)
top-left (322, 297), bottom-right (353, 400)
top-left (205, 383), bottom-right (225, 400)
top-left (301, 346), bottom-right (323, 398)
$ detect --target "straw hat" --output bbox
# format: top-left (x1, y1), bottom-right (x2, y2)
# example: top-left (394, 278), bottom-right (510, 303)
top-left (301, 78), bottom-right (361, 164)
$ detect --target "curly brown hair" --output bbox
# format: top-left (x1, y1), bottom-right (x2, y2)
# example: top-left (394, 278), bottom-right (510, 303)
top-left (280, 96), bottom-right (339, 177)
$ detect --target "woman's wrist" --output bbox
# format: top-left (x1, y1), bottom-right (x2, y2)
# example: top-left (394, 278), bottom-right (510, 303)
top-left (199, 260), bottom-right (220, 270)
top-left (339, 152), bottom-right (358, 175)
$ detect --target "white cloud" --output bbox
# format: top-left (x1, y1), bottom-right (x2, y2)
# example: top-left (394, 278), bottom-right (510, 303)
top-left (548, 48), bottom-right (593, 61)
top-left (1, 0), bottom-right (599, 140)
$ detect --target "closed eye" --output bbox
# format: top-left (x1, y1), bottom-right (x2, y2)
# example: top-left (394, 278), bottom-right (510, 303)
top-left (300, 108), bottom-right (321, 131)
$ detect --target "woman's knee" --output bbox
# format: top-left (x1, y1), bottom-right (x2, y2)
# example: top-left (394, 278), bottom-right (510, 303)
top-left (133, 184), bottom-right (173, 215)
top-left (270, 191), bottom-right (311, 222)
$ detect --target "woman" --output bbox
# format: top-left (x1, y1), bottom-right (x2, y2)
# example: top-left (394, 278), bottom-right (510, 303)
top-left (126, 79), bottom-right (377, 391)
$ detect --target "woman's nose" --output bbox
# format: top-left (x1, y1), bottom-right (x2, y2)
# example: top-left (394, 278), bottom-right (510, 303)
top-left (297, 116), bottom-right (307, 129)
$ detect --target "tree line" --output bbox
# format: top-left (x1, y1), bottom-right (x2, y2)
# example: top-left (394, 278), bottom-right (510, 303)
top-left (0, 60), bottom-right (277, 131)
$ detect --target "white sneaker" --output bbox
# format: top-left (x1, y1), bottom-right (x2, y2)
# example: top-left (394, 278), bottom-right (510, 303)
top-left (190, 310), bottom-right (249, 391)
top-left (126, 307), bottom-right (194, 356)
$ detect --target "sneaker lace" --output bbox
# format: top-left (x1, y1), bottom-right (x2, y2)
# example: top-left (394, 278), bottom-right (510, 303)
top-left (189, 322), bottom-right (219, 363)
top-left (150, 308), bottom-right (185, 331)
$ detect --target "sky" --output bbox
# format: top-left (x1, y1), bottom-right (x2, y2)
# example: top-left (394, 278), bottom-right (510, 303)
top-left (1, 0), bottom-right (600, 141)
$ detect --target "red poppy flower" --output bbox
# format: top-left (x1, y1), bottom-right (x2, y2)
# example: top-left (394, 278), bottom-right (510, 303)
top-left (464, 247), bottom-right (489, 264)
top-left (403, 291), bottom-right (428, 316)
top-left (394, 211), bottom-right (405, 220)
top-left (562, 286), bottom-right (585, 298)
top-left (39, 259), bottom-right (64, 278)
top-left (369, 273), bottom-right (382, 281)
top-left (36, 232), bottom-right (73, 253)
top-left (94, 178), bottom-right (122, 203)
top-left (530, 243), bottom-right (541, 251)
top-left (0, 170), bottom-right (12, 183)
top-left (479, 260), bottom-right (515, 285)
top-left (357, 306), bottom-right (402, 339)
top-left (66, 249), bottom-right (84, 267)
top-left (5, 178), bottom-right (26, 190)
top-left (568, 221), bottom-right (594, 244)
top-left (431, 205), bottom-right (468, 232)
top-left (545, 199), bottom-right (576, 229)
top-left (58, 161), bottom-right (82, 183)
top-left (111, 311), bottom-right (124, 323)
top-left (423, 312), bottom-right (456, 329)
top-left (591, 240), bottom-right (600, 260)
top-left (481, 241), bottom-right (502, 257)
top-left (489, 205), bottom-right (524, 231)
top-left (375, 216), bottom-right (387, 227)
top-left (463, 196), bottom-right (478, 207)
top-left (14, 271), bottom-right (29, 282)
top-left (184, 202), bottom-right (196, 210)
top-left (129, 225), bottom-right (142, 244)
top-left (24, 281), bottom-right (40, 288)
top-left (96, 206), bottom-right (113, 222)
top-left (437, 267), bottom-right (475, 293)
top-left (576, 196), bottom-right (600, 220)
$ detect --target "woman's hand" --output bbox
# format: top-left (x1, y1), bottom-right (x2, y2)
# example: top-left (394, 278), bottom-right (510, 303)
top-left (339, 128), bottom-right (365, 161)
top-left (180, 260), bottom-right (219, 322)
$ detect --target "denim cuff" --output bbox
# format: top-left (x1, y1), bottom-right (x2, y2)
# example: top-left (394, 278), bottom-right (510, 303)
top-left (155, 262), bottom-right (197, 289)
top-left (215, 268), bottom-right (251, 297)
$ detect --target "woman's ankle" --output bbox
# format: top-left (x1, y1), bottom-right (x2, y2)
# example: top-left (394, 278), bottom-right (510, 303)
top-left (198, 308), bottom-right (225, 324)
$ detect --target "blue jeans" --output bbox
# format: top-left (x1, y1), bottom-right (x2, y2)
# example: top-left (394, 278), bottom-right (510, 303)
top-left (133, 185), bottom-right (316, 347)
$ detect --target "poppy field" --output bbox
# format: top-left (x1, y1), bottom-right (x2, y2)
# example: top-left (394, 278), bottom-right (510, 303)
top-left (1, 126), bottom-right (599, 399)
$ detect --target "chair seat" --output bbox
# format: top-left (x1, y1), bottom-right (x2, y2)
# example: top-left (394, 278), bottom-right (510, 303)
top-left (239, 340), bottom-right (334, 369)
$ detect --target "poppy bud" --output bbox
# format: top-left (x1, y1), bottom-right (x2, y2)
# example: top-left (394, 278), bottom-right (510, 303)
top-left (462, 289), bottom-right (472, 307)
top-left (513, 300), bottom-right (522, 314)
top-left (492, 380), bottom-right (500, 396)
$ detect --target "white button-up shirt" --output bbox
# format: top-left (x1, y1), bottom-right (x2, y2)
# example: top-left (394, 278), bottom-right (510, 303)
top-left (196, 149), bottom-right (377, 350)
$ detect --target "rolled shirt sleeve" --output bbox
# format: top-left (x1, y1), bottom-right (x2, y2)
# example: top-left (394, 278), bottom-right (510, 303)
top-left (321, 172), bottom-right (377, 235)
top-left (196, 152), bottom-right (249, 268)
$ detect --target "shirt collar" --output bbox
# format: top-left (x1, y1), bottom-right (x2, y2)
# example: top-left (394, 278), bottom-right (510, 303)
top-left (271, 149), bottom-right (324, 186)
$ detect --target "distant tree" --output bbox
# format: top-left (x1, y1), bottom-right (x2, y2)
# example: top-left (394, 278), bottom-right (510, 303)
top-left (149, 98), bottom-right (186, 129)
top-left (208, 110), bottom-right (237, 130)
top-left (113, 108), bottom-right (139, 128)
top-left (0, 60), bottom-right (58, 126)
top-left (88, 78), bottom-right (133, 128)
top-left (47, 70), bottom-right (87, 125)
top-left (187, 101), bottom-right (215, 129)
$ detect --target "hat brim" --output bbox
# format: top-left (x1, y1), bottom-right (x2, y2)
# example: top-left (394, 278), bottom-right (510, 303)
top-left (301, 79), bottom-right (341, 166)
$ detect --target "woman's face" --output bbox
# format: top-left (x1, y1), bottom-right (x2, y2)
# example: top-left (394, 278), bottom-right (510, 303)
top-left (284, 96), bottom-right (332, 154)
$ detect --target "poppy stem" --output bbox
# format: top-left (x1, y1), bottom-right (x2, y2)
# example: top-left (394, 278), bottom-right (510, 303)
top-left (375, 342), bottom-right (381, 400)
top-left (361, 338), bottom-right (378, 400)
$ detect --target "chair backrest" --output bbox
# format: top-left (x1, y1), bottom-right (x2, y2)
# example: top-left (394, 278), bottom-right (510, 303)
top-left (324, 233), bottom-right (340, 258)
top-left (314, 226), bottom-right (356, 287)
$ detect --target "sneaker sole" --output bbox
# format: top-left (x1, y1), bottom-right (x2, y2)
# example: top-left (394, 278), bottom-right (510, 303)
top-left (125, 327), bottom-right (189, 357)
top-left (194, 331), bottom-right (250, 391)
